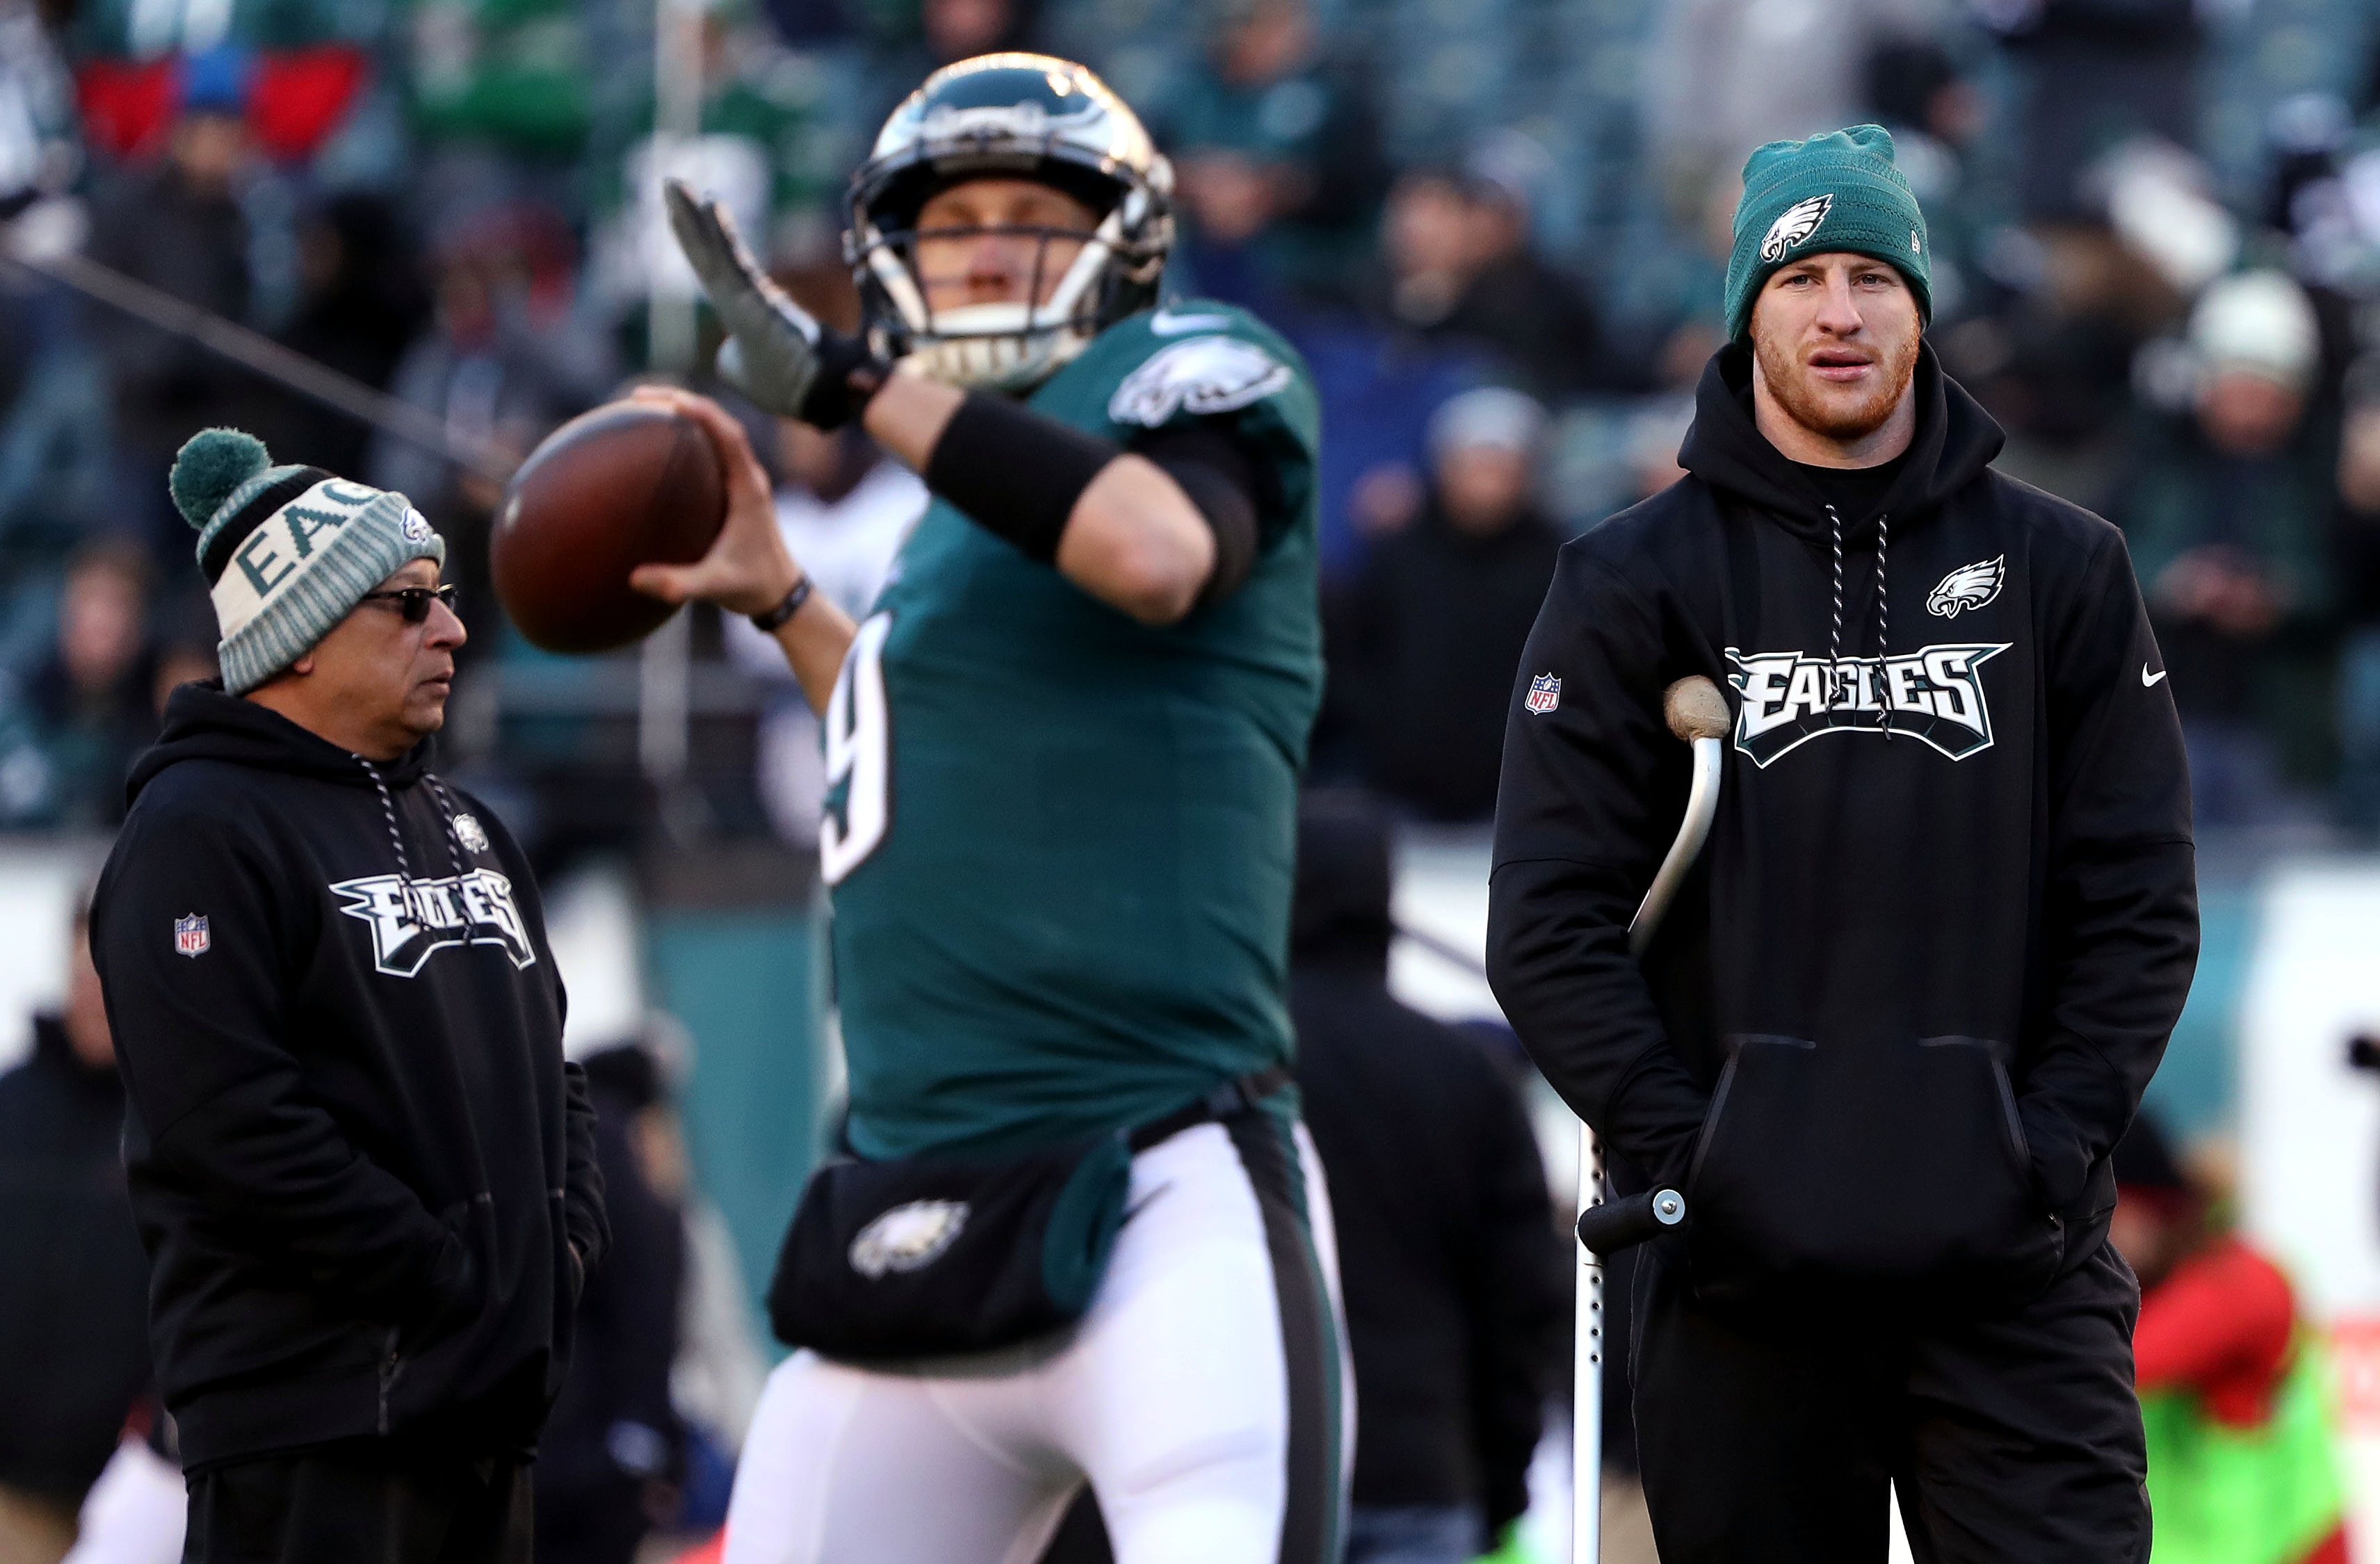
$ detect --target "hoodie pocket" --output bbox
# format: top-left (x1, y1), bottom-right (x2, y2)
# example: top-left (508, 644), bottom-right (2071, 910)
top-left (1685, 1034), bottom-right (2062, 1303)
top-left (376, 1325), bottom-right (405, 1436)
top-left (387, 1196), bottom-right (496, 1426)
top-left (415, 1197), bottom-right (490, 1332)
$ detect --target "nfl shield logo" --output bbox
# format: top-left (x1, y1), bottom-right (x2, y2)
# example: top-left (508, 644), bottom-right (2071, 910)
top-left (173, 914), bottom-right (209, 958)
top-left (1525, 673), bottom-right (1562, 715)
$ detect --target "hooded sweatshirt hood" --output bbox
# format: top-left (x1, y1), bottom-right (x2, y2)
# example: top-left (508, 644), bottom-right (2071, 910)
top-left (131, 679), bottom-right (428, 806)
top-left (1677, 341), bottom-right (2006, 698)
top-left (1679, 340), bottom-right (2004, 549)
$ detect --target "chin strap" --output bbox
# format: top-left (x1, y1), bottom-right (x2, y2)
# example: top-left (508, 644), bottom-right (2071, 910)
top-left (875, 206), bottom-right (1128, 392)
top-left (901, 316), bottom-right (1096, 393)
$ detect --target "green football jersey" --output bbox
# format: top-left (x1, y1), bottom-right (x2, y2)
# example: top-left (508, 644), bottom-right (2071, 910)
top-left (823, 301), bottom-right (1323, 1159)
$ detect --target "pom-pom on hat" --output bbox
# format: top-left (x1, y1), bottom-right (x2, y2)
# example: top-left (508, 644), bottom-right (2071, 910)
top-left (170, 428), bottom-right (446, 695)
top-left (169, 426), bottom-right (275, 531)
top-left (1722, 124), bottom-right (1933, 346)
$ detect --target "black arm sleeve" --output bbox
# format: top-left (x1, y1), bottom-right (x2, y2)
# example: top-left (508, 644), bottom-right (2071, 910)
top-left (923, 398), bottom-right (1265, 606)
top-left (924, 392), bottom-right (1121, 563)
top-left (1132, 422), bottom-right (1265, 605)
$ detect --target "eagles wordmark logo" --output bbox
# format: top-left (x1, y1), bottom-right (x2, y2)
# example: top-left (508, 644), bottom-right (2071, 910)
top-left (1727, 643), bottom-right (2011, 766)
top-left (1109, 337), bottom-right (1292, 426)
top-left (1927, 556), bottom-right (2004, 619)
top-left (849, 1200), bottom-right (969, 1278)
top-left (330, 868), bottom-right (535, 978)
top-left (1759, 194), bottom-right (1834, 264)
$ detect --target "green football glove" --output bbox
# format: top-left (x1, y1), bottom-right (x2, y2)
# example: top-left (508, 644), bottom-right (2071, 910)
top-left (663, 179), bottom-right (887, 428)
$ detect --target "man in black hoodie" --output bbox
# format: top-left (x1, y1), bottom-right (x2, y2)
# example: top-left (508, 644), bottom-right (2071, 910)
top-left (91, 428), bottom-right (607, 1564)
top-left (1488, 128), bottom-right (2196, 1562)
top-left (0, 902), bottom-right (152, 1563)
top-left (1331, 388), bottom-right (1564, 823)
top-left (1289, 791), bottom-right (1565, 1562)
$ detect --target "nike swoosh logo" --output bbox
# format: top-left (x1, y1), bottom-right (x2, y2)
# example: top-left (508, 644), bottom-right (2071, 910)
top-left (1150, 307), bottom-right (1233, 336)
top-left (2142, 665), bottom-right (2167, 687)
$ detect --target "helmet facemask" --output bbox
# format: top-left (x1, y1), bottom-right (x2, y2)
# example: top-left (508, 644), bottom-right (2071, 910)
top-left (847, 54), bottom-right (1176, 394)
top-left (857, 187), bottom-right (1165, 392)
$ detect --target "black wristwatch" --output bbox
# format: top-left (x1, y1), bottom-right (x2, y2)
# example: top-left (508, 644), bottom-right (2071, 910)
top-left (749, 575), bottom-right (814, 632)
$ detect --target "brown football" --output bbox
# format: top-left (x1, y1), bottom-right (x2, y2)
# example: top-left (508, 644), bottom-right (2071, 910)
top-left (492, 401), bottom-right (727, 654)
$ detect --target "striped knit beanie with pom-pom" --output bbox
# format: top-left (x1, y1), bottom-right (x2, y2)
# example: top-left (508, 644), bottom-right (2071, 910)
top-left (170, 428), bottom-right (445, 695)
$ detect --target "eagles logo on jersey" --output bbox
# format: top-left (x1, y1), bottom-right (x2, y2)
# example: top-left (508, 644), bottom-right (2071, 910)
top-left (1109, 338), bottom-right (1294, 426)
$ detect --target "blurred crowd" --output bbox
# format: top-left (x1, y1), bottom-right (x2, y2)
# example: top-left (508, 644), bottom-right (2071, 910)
top-left (4, 3), bottom-right (2380, 1561)
top-left (0, 0), bottom-right (2377, 850)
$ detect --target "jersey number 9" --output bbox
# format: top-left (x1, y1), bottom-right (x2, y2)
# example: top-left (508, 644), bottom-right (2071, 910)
top-left (822, 613), bottom-right (893, 885)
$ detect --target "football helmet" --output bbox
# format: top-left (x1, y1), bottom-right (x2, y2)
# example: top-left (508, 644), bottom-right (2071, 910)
top-left (848, 54), bottom-right (1174, 392)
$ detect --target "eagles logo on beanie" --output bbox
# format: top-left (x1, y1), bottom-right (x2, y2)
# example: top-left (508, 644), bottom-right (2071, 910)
top-left (170, 428), bottom-right (446, 695)
top-left (1723, 124), bottom-right (1932, 345)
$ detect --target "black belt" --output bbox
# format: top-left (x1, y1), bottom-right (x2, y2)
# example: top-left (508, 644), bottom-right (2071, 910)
top-left (1128, 1066), bottom-right (1293, 1152)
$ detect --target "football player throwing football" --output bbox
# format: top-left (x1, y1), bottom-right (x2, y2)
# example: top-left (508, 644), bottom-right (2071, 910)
top-left (636, 51), bottom-right (1344, 1564)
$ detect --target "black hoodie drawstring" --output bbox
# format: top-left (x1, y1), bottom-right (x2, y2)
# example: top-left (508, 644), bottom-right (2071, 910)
top-left (1875, 513), bottom-right (1893, 741)
top-left (421, 774), bottom-right (471, 878)
top-left (358, 759), bottom-right (411, 880)
top-left (357, 759), bottom-right (470, 880)
top-left (1824, 502), bottom-right (1895, 740)
top-left (1825, 504), bottom-right (1847, 678)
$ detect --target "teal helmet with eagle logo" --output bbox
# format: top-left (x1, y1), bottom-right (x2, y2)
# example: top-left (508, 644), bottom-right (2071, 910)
top-left (846, 54), bottom-right (1175, 392)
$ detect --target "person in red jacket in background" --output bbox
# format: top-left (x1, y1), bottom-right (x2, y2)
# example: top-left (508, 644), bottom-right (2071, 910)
top-left (2112, 1113), bottom-right (2350, 1564)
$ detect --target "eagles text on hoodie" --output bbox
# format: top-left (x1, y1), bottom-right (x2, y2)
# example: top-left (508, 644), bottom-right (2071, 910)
top-left (92, 682), bottom-right (607, 1469)
top-left (1487, 344), bottom-right (2199, 1307)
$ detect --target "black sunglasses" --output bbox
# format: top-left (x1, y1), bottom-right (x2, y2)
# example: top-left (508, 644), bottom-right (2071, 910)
top-left (359, 584), bottom-right (460, 624)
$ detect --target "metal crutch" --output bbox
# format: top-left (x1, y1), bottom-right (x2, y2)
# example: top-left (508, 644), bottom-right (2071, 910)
top-left (1573, 675), bottom-right (1729, 1564)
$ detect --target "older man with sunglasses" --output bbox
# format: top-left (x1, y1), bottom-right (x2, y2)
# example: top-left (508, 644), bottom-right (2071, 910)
top-left (90, 428), bottom-right (607, 1564)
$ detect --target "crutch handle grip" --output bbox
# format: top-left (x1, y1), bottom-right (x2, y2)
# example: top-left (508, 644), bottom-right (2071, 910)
top-left (1576, 1187), bottom-right (1686, 1254)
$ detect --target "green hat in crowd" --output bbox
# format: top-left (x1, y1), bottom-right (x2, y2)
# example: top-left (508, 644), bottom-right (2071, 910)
top-left (1723, 124), bottom-right (1932, 345)
top-left (170, 428), bottom-right (446, 695)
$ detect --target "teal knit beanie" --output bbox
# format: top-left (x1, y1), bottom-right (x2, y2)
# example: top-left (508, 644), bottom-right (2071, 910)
top-left (1723, 124), bottom-right (1932, 345)
top-left (169, 428), bottom-right (446, 695)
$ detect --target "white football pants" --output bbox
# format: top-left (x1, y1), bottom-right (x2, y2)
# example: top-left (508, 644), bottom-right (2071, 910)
top-left (722, 1114), bottom-right (1352, 1564)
